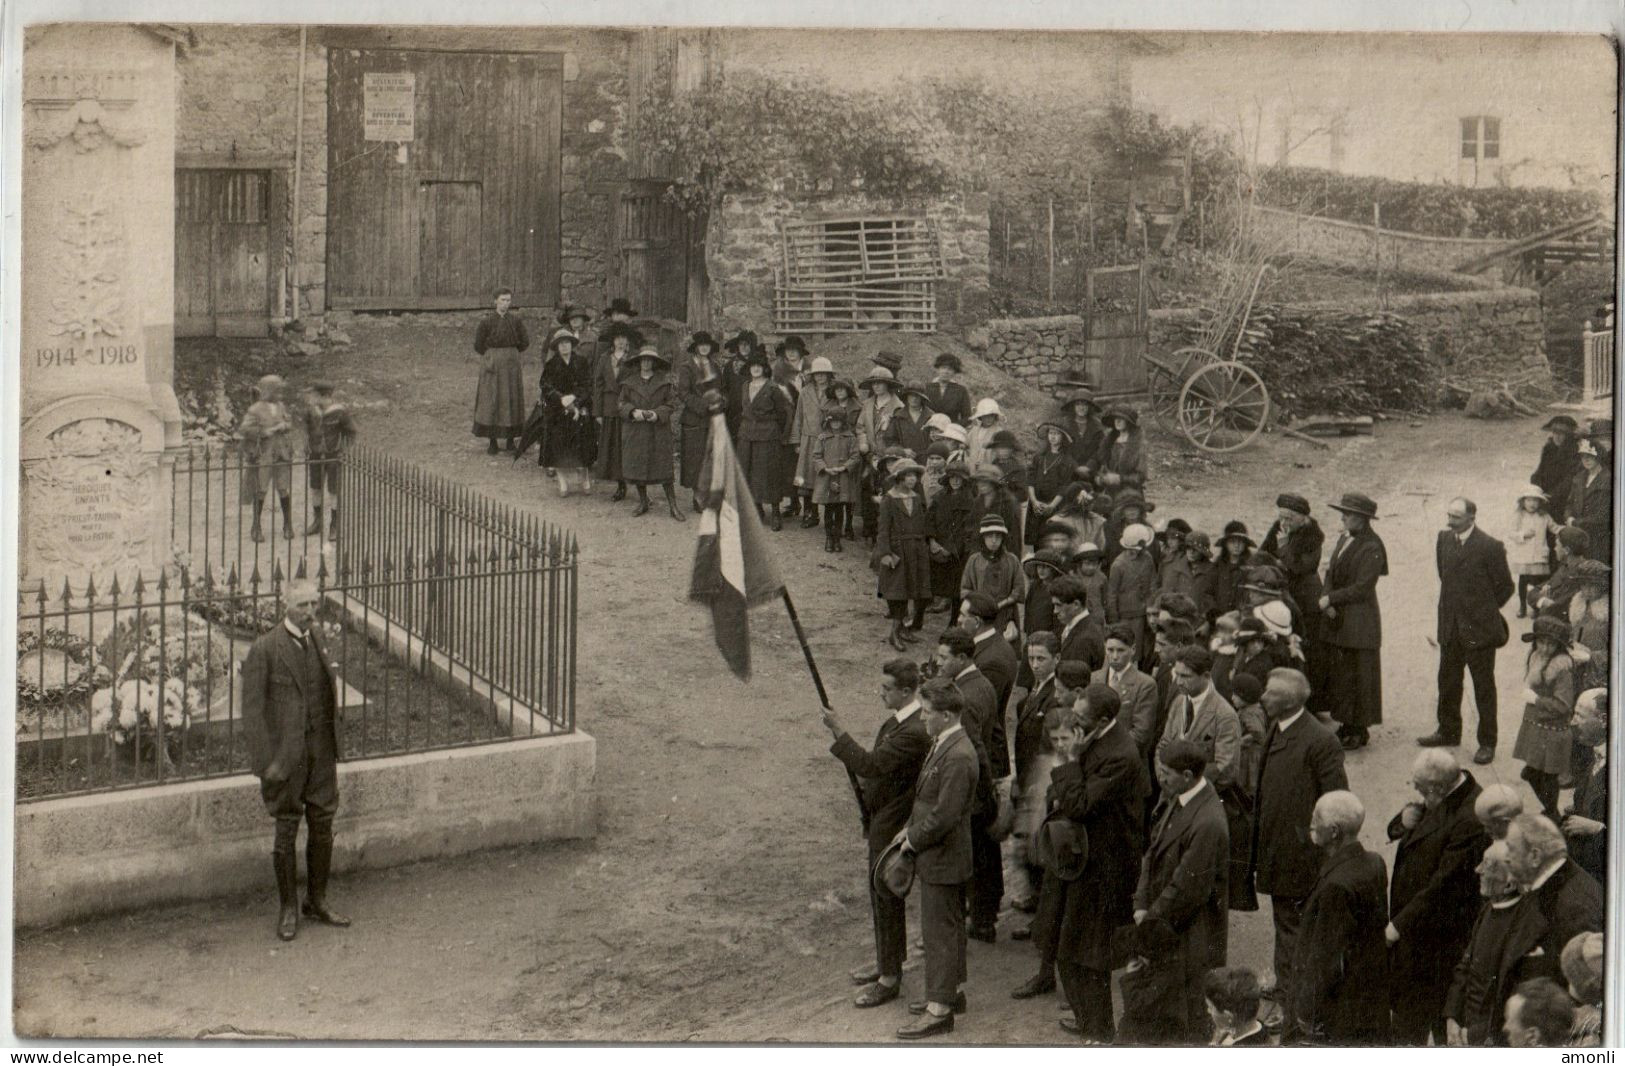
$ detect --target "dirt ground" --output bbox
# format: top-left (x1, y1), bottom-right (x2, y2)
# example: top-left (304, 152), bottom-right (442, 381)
top-left (12, 319), bottom-right (1605, 1043)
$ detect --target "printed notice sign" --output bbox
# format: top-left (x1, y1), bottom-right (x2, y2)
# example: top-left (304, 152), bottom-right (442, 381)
top-left (364, 71), bottom-right (415, 141)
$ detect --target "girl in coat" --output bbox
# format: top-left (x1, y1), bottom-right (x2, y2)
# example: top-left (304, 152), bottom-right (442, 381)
top-left (1508, 485), bottom-right (1557, 617)
top-left (617, 347), bottom-right (683, 522)
top-left (538, 330), bottom-right (597, 497)
top-left (1098, 407), bottom-right (1148, 492)
top-left (719, 330), bottom-right (760, 439)
top-left (1026, 424), bottom-right (1075, 552)
top-left (1210, 521), bottom-right (1255, 618)
top-left (959, 514), bottom-right (1026, 637)
top-left (790, 356), bottom-right (836, 527)
top-left (856, 368), bottom-right (904, 545)
top-left (965, 398), bottom-right (1004, 472)
top-left (675, 332), bottom-right (723, 511)
top-left (811, 409), bottom-right (860, 553)
top-left (820, 379), bottom-right (863, 539)
top-left (929, 462), bottom-right (977, 624)
top-left (873, 460), bottom-right (933, 650)
top-left (736, 351), bottom-right (793, 530)
top-left (1106, 523), bottom-right (1158, 655)
top-left (1513, 617), bottom-right (1576, 818)
top-left (592, 322), bottom-right (642, 499)
top-left (774, 337), bottom-right (809, 521)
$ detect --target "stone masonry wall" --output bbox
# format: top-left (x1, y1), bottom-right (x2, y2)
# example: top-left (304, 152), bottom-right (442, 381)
top-left (709, 188), bottom-right (990, 340)
top-left (175, 25), bottom-right (632, 322)
top-left (1250, 205), bottom-right (1514, 276)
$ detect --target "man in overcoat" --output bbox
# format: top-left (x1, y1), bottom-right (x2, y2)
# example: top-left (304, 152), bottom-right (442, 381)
top-left (239, 580), bottom-right (351, 941)
top-left (1133, 738), bottom-right (1230, 1043)
top-left (932, 627), bottom-right (1002, 942)
top-left (1317, 492), bottom-right (1387, 751)
top-left (824, 658), bottom-right (932, 1007)
top-left (1048, 684), bottom-right (1150, 1042)
top-left (1501, 814), bottom-right (1604, 989)
top-left (1443, 840), bottom-right (1525, 1045)
top-left (1291, 791), bottom-right (1390, 1046)
top-left (895, 680), bottom-right (980, 1040)
top-left (1249, 667), bottom-right (1347, 1028)
top-left (1419, 497), bottom-right (1514, 765)
top-left (1383, 750), bottom-right (1488, 1045)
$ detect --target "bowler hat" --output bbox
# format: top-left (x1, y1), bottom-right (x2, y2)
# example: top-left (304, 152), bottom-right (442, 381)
top-left (1276, 492), bottom-right (1311, 516)
top-left (1524, 616), bottom-right (1573, 646)
top-left (871, 838), bottom-right (916, 899)
top-left (723, 330), bottom-right (760, 353)
top-left (933, 352), bottom-right (963, 373)
top-left (686, 331), bottom-right (719, 354)
top-left (978, 514), bottom-right (1010, 537)
top-left (1033, 811), bottom-right (1089, 881)
top-left (1327, 492), bottom-right (1380, 520)
top-left (557, 304), bottom-right (593, 325)
top-left (602, 297), bottom-right (639, 318)
top-left (871, 350), bottom-right (905, 373)
top-left (964, 592), bottom-right (1000, 621)
top-left (776, 335), bottom-right (809, 357)
top-left (1024, 549), bottom-right (1068, 577)
top-left (1542, 414), bottom-right (1579, 433)
top-left (990, 429), bottom-right (1020, 450)
top-left (1036, 421), bottom-right (1075, 444)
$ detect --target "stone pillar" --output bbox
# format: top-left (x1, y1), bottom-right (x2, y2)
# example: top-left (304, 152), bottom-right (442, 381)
top-left (19, 25), bottom-right (184, 596)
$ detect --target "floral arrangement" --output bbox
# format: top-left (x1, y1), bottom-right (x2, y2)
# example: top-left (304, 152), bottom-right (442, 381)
top-left (15, 628), bottom-right (109, 705)
top-left (88, 677), bottom-right (194, 745)
top-left (187, 592), bottom-right (285, 635)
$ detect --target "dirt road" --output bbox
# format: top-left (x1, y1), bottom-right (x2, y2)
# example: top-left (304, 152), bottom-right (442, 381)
top-left (13, 323), bottom-right (1595, 1042)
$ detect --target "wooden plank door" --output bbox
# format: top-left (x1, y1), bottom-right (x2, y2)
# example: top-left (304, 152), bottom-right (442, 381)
top-left (420, 181), bottom-right (483, 299)
top-left (174, 169), bottom-right (279, 337)
top-left (175, 169), bottom-right (215, 337)
top-left (617, 182), bottom-right (689, 322)
top-left (1085, 263), bottom-right (1149, 396)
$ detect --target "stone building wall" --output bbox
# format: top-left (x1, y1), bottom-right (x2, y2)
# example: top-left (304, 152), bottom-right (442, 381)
top-left (174, 25), bottom-right (634, 321)
top-left (709, 188), bottom-right (991, 340)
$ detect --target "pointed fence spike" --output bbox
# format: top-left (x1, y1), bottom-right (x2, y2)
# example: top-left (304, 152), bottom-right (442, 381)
top-left (63, 576), bottom-right (78, 606)
top-left (36, 580), bottom-right (49, 606)
top-left (295, 557), bottom-right (308, 580)
top-left (133, 573), bottom-right (146, 599)
top-left (157, 568), bottom-right (170, 593)
top-left (316, 555), bottom-right (329, 583)
top-left (108, 572), bottom-right (121, 599)
top-left (272, 559), bottom-right (285, 584)
top-left (227, 563), bottom-right (240, 589)
top-left (249, 563), bottom-right (262, 590)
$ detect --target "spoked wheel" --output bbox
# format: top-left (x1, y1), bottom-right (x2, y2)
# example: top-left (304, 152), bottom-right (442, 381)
top-left (1149, 347), bottom-right (1213, 428)
top-left (1178, 360), bottom-right (1271, 452)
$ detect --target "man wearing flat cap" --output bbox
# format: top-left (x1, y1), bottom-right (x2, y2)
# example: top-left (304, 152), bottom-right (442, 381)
top-left (1317, 492), bottom-right (1388, 751)
top-left (824, 658), bottom-right (932, 1008)
top-left (240, 579), bottom-right (350, 941)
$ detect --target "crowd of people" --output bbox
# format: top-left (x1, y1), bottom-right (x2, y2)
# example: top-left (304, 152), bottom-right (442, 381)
top-left (465, 292), bottom-right (1611, 1046)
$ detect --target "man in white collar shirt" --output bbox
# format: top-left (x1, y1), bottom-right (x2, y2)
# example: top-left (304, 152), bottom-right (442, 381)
top-left (931, 627), bottom-right (1003, 944)
top-left (1248, 667), bottom-right (1346, 1037)
top-left (1155, 644), bottom-right (1240, 789)
top-left (240, 579), bottom-right (350, 942)
top-left (1444, 841), bottom-right (1527, 1045)
top-left (1501, 814), bottom-right (1603, 991)
top-left (825, 658), bottom-right (933, 1009)
top-left (894, 680), bottom-right (980, 1040)
top-left (1094, 622), bottom-right (1160, 757)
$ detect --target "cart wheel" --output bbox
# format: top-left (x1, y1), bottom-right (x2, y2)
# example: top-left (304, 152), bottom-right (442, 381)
top-left (1150, 347), bottom-right (1213, 428)
top-left (1178, 360), bottom-right (1271, 452)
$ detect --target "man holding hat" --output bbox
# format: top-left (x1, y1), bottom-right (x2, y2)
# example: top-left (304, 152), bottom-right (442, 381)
top-left (1532, 415), bottom-right (1581, 519)
top-left (1318, 493), bottom-right (1388, 751)
top-left (823, 658), bottom-right (932, 1008)
top-left (1419, 497), bottom-right (1514, 765)
top-left (894, 679), bottom-right (980, 1039)
top-left (924, 352), bottom-right (973, 426)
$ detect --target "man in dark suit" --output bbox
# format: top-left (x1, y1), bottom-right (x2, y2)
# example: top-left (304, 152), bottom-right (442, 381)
top-left (1012, 575), bottom-right (1104, 694)
top-left (1419, 497), bottom-right (1514, 764)
top-left (1561, 690), bottom-right (1607, 884)
top-left (1317, 492), bottom-right (1388, 751)
top-left (1050, 684), bottom-right (1151, 1042)
top-left (932, 627), bottom-right (1002, 942)
top-left (824, 658), bottom-right (933, 1007)
top-left (1384, 750), bottom-right (1489, 1044)
top-left (1291, 791), bottom-right (1390, 1045)
top-left (923, 352), bottom-right (973, 426)
top-left (240, 580), bottom-right (350, 942)
top-left (1502, 813), bottom-right (1604, 989)
top-left (964, 593), bottom-right (1018, 777)
top-left (1008, 632), bottom-right (1060, 921)
top-left (1444, 840), bottom-right (1524, 1045)
top-left (895, 680), bottom-right (980, 1040)
top-left (1134, 738), bottom-right (1230, 1043)
top-left (1250, 667), bottom-right (1347, 1027)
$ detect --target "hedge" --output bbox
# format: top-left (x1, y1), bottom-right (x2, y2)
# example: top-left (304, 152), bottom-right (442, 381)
top-left (1257, 166), bottom-right (1603, 240)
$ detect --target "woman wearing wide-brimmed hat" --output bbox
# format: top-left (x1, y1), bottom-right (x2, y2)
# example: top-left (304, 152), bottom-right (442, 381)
top-left (538, 329), bottom-right (597, 497)
top-left (1097, 406), bottom-right (1147, 492)
top-left (720, 330), bottom-right (763, 438)
top-left (1514, 616), bottom-right (1576, 818)
top-left (885, 386), bottom-right (936, 457)
top-left (736, 348), bottom-right (793, 530)
top-left (1208, 519), bottom-right (1254, 618)
top-left (1563, 440), bottom-right (1613, 562)
top-left (1053, 377), bottom-right (1109, 479)
top-left (237, 374), bottom-right (297, 542)
top-left (616, 347), bottom-right (683, 521)
top-left (773, 336), bottom-right (811, 519)
top-left (928, 461), bottom-right (977, 624)
top-left (1508, 484), bottom-right (1557, 617)
top-left (791, 355), bottom-right (838, 526)
top-left (674, 332), bottom-right (724, 510)
top-left (1318, 492), bottom-right (1388, 751)
top-left (591, 321), bottom-right (643, 498)
top-left (873, 458), bottom-right (933, 650)
top-left (1027, 422), bottom-right (1075, 550)
top-left (857, 367), bottom-right (904, 543)
top-left (471, 287), bottom-right (531, 454)
top-left (1532, 414), bottom-right (1580, 517)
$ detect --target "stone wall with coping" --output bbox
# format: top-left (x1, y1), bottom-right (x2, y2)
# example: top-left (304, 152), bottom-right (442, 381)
top-left (709, 188), bottom-right (991, 340)
top-left (1249, 205), bottom-right (1514, 276)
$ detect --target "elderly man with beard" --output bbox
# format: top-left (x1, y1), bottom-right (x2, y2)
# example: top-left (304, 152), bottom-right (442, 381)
top-left (1445, 841), bottom-right (1526, 1045)
top-left (1383, 749), bottom-right (1489, 1045)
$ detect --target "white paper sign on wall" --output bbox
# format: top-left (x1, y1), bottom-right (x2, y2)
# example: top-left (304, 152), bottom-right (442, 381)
top-left (364, 71), bottom-right (415, 142)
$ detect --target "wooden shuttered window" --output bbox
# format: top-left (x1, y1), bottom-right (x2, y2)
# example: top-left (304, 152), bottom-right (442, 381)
top-left (774, 216), bottom-right (946, 334)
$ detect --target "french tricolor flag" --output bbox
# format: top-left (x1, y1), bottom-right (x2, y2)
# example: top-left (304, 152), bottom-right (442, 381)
top-left (688, 411), bottom-right (785, 679)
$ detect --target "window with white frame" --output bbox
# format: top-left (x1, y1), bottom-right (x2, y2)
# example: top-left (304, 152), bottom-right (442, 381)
top-left (1459, 116), bottom-right (1502, 186)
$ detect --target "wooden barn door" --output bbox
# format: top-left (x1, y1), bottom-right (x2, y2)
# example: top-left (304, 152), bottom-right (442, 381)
top-left (326, 48), bottom-right (561, 310)
top-left (1085, 263), bottom-right (1149, 396)
top-left (175, 168), bottom-right (282, 337)
top-left (617, 181), bottom-right (692, 323)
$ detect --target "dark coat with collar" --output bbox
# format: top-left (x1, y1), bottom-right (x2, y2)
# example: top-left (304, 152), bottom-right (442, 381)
top-left (1569, 756), bottom-right (1608, 884)
top-left (830, 707), bottom-right (932, 856)
top-left (1564, 467), bottom-right (1613, 561)
top-left (971, 628), bottom-right (1019, 777)
top-left (1135, 782), bottom-right (1230, 977)
top-left (1048, 722), bottom-right (1150, 968)
top-left (240, 625), bottom-right (339, 780)
top-left (1532, 436), bottom-right (1579, 517)
top-left (924, 379), bottom-right (973, 426)
top-left (1435, 526), bottom-right (1514, 649)
top-left (1251, 712), bottom-right (1348, 900)
top-left (1261, 518), bottom-right (1326, 625)
top-left (1291, 844), bottom-right (1391, 1046)
top-left (950, 665), bottom-right (1000, 821)
top-left (1384, 772), bottom-right (1489, 1001)
top-left (1012, 675), bottom-right (1059, 793)
top-left (1015, 609), bottom-right (1105, 690)
top-left (1321, 528), bottom-right (1387, 649)
top-left (906, 727), bottom-right (980, 885)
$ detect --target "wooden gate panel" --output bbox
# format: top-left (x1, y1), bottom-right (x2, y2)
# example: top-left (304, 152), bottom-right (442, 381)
top-left (1084, 264), bottom-right (1149, 397)
top-left (617, 184), bottom-right (689, 322)
top-left (419, 181), bottom-right (483, 298)
top-left (174, 168), bottom-right (278, 338)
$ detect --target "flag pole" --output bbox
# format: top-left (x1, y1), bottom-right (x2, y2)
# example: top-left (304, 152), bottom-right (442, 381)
top-left (781, 588), bottom-right (868, 827)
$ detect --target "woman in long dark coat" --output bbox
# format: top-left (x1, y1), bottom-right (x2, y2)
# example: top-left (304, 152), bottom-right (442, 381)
top-left (885, 388), bottom-right (935, 456)
top-left (1318, 493), bottom-right (1388, 751)
top-left (592, 322), bottom-right (642, 499)
top-left (736, 351), bottom-right (792, 530)
top-left (1532, 415), bottom-right (1581, 520)
top-left (1564, 442), bottom-right (1613, 562)
top-left (1026, 423), bottom-right (1076, 550)
top-left (538, 330), bottom-right (596, 496)
top-left (472, 288), bottom-right (530, 453)
top-left (874, 460), bottom-right (933, 651)
top-left (929, 462), bottom-right (977, 625)
top-left (617, 347), bottom-right (683, 522)
top-left (675, 332), bottom-right (722, 511)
